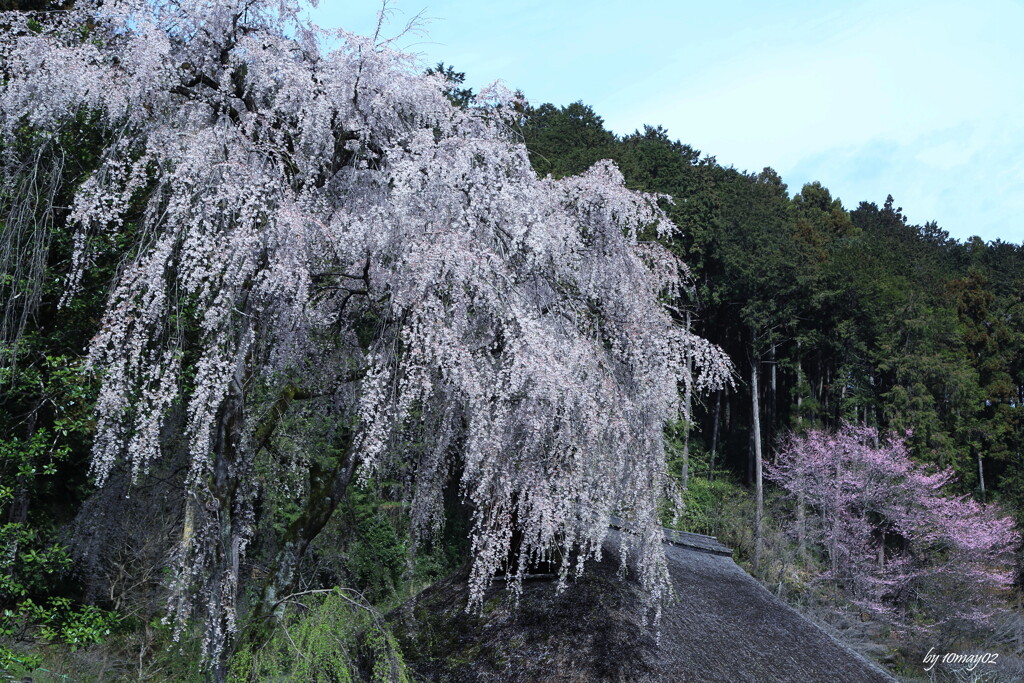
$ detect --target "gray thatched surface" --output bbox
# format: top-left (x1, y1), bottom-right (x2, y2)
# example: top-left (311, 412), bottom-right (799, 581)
top-left (391, 530), bottom-right (894, 682)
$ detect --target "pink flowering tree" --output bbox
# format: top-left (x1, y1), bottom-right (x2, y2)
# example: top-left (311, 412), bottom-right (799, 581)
top-left (0, 0), bottom-right (731, 671)
top-left (768, 423), bottom-right (1018, 631)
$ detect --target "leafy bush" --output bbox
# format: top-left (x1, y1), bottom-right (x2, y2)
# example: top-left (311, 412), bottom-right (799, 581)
top-left (228, 589), bottom-right (408, 683)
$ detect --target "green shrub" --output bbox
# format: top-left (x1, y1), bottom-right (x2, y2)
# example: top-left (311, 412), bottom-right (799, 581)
top-left (347, 514), bottom-right (406, 603)
top-left (228, 589), bottom-right (408, 682)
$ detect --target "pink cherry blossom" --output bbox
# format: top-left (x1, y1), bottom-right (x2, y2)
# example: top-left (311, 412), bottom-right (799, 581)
top-left (768, 424), bottom-right (1018, 630)
top-left (1, 0), bottom-right (732, 664)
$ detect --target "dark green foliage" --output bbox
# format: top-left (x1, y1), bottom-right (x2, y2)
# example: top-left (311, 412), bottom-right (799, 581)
top-left (425, 62), bottom-right (474, 109)
top-left (522, 101), bottom-right (1024, 519)
top-left (521, 101), bottom-right (618, 178)
top-left (347, 513), bottom-right (406, 603)
top-left (0, 110), bottom-right (131, 674)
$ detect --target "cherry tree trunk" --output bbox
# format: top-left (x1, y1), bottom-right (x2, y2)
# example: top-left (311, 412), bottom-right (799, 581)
top-left (207, 353), bottom-right (249, 683)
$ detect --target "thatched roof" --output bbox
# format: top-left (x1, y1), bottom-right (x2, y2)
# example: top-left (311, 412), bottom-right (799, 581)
top-left (390, 529), bottom-right (894, 682)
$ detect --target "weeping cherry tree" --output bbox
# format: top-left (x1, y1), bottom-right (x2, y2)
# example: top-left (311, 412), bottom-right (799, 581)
top-left (0, 0), bottom-right (732, 668)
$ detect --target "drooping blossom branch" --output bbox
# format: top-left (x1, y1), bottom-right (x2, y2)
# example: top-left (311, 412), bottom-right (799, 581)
top-left (0, 0), bottom-right (732, 666)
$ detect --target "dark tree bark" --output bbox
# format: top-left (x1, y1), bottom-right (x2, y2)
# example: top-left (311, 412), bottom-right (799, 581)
top-left (709, 389), bottom-right (721, 480)
top-left (751, 342), bottom-right (763, 575)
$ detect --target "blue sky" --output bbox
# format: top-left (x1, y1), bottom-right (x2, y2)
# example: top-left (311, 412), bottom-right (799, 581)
top-left (311, 1), bottom-right (1024, 244)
